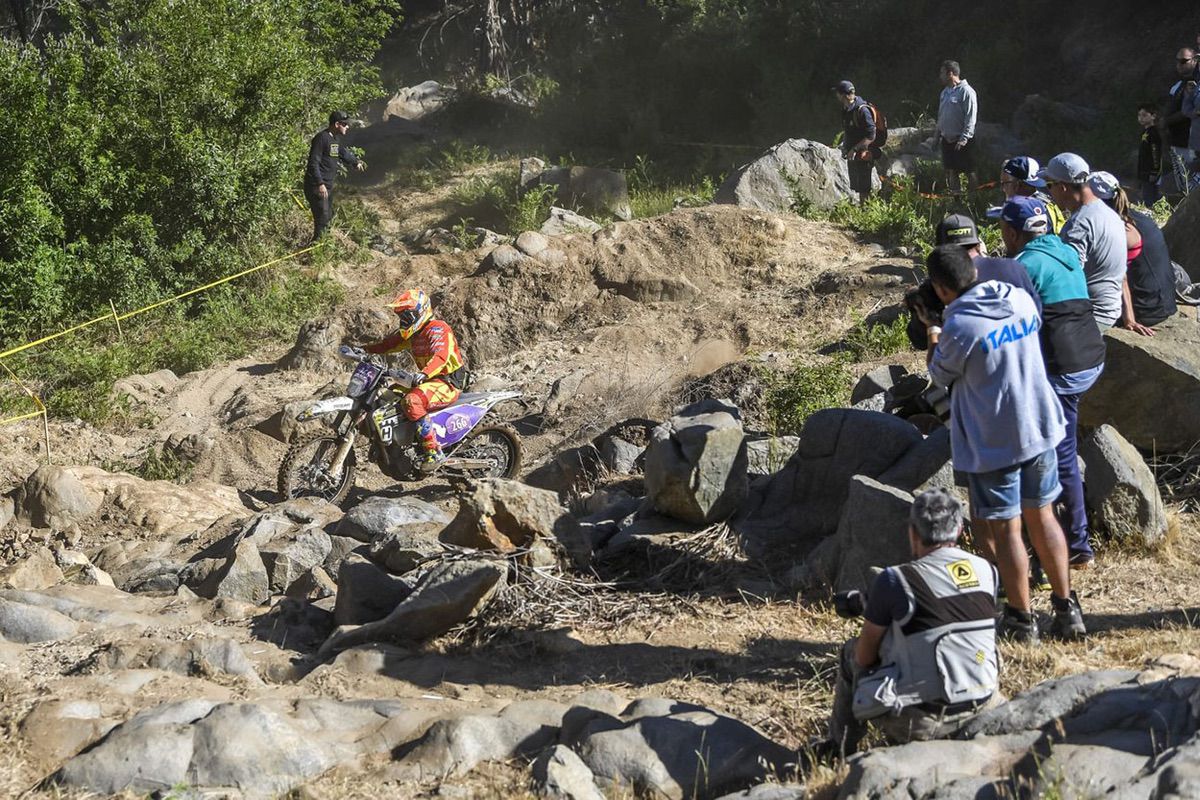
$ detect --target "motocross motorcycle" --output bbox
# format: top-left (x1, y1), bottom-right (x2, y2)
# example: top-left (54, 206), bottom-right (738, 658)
top-left (276, 345), bottom-right (523, 505)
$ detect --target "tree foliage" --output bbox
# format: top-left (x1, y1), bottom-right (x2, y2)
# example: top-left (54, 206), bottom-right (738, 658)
top-left (0, 0), bottom-right (398, 341)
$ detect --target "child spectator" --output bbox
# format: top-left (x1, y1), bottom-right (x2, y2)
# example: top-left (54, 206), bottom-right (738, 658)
top-left (1137, 103), bottom-right (1165, 206)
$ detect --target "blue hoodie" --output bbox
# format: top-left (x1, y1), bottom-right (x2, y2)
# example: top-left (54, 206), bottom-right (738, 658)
top-left (929, 280), bottom-right (1066, 474)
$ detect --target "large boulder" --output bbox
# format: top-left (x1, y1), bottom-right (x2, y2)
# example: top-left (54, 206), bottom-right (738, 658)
top-left (53, 698), bottom-right (424, 799)
top-left (333, 554), bottom-right (413, 625)
top-left (715, 138), bottom-right (860, 212)
top-left (521, 159), bottom-right (633, 221)
top-left (186, 539), bottom-right (270, 605)
top-left (321, 558), bottom-right (506, 654)
top-left (337, 496), bottom-right (451, 544)
top-left (259, 530), bottom-right (332, 593)
top-left (575, 703), bottom-right (793, 799)
top-left (1078, 425), bottom-right (1168, 545)
top-left (11, 467), bottom-right (98, 529)
top-left (279, 317), bottom-right (345, 372)
top-left (1078, 316), bottom-right (1200, 452)
top-left (0, 597), bottom-right (79, 643)
top-left (1010, 94), bottom-right (1103, 145)
top-left (644, 399), bottom-right (748, 525)
top-left (819, 475), bottom-right (915, 593)
top-left (541, 207), bottom-right (602, 236)
top-left (381, 80), bottom-right (452, 122)
top-left (1162, 175), bottom-right (1200, 281)
top-left (735, 409), bottom-right (922, 555)
top-left (440, 478), bottom-right (590, 567)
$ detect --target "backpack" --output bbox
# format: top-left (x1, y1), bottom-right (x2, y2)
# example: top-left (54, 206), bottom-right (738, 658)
top-left (866, 103), bottom-right (889, 150)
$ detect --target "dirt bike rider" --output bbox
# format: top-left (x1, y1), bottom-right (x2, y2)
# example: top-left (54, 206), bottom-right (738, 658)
top-left (358, 289), bottom-right (467, 472)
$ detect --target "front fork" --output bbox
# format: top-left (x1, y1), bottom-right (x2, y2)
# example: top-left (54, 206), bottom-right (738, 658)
top-left (326, 410), bottom-right (364, 479)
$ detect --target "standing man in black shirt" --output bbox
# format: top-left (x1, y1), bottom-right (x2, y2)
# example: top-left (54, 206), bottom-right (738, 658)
top-left (305, 110), bottom-right (365, 242)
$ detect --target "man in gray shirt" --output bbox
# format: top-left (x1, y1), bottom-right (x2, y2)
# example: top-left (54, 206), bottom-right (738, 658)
top-left (936, 60), bottom-right (978, 193)
top-left (1040, 153), bottom-right (1127, 328)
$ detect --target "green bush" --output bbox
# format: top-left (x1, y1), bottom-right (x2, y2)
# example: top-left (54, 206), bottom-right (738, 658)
top-left (761, 358), bottom-right (853, 435)
top-left (0, 0), bottom-right (397, 343)
top-left (842, 313), bottom-right (912, 360)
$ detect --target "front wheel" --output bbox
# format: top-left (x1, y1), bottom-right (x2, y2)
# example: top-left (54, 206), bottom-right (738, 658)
top-left (277, 435), bottom-right (357, 505)
top-left (450, 423), bottom-right (522, 480)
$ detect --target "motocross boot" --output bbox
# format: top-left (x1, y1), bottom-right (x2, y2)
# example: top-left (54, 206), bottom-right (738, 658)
top-left (416, 417), bottom-right (445, 473)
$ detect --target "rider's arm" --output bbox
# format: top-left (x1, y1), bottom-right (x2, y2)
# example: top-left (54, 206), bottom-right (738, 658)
top-left (364, 331), bottom-right (408, 355)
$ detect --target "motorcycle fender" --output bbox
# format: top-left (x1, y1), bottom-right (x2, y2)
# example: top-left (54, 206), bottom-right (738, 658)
top-left (296, 396), bottom-right (354, 422)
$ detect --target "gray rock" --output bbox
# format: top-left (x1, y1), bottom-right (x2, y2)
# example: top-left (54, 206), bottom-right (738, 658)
top-left (397, 699), bottom-right (565, 779)
top-left (533, 745), bottom-right (605, 800)
top-left (1078, 425), bottom-right (1168, 545)
top-left (1164, 189), bottom-right (1200, 282)
top-left (515, 230), bottom-right (550, 256)
top-left (440, 478), bottom-right (590, 568)
top-left (958, 670), bottom-right (1139, 738)
top-left (54, 698), bottom-right (415, 799)
top-left (829, 475), bottom-right (914, 593)
top-left (486, 243), bottom-right (527, 271)
top-left (837, 733), bottom-right (1038, 800)
top-left (369, 527), bottom-right (443, 575)
top-left (714, 785), bottom-right (806, 800)
top-left (260, 529), bottom-right (332, 593)
top-left (578, 706), bottom-right (793, 800)
top-left (1019, 743), bottom-right (1149, 798)
top-left (333, 554), bottom-right (412, 626)
top-left (877, 427), bottom-right (953, 492)
top-left (714, 138), bottom-right (863, 213)
top-left (279, 317), bottom-right (345, 372)
top-left (381, 80), bottom-right (452, 122)
top-left (851, 365), bottom-right (911, 406)
top-left (1079, 316), bottom-right (1200, 452)
top-left (285, 566), bottom-right (337, 600)
top-left (850, 393), bottom-right (887, 413)
top-left (736, 409), bottom-right (922, 555)
top-left (1011, 94), bottom-right (1103, 144)
top-left (522, 163), bottom-right (633, 221)
top-left (321, 558), bottom-right (506, 654)
top-left (744, 436), bottom-right (799, 476)
top-left (113, 558), bottom-right (185, 594)
top-left (13, 466), bottom-right (100, 529)
top-left (882, 126), bottom-right (936, 156)
top-left (325, 534), bottom-right (364, 572)
top-left (541, 207), bottom-right (602, 237)
top-left (599, 436), bottom-right (644, 475)
top-left (189, 539), bottom-right (270, 605)
top-left (644, 399), bottom-right (748, 525)
top-left (0, 546), bottom-right (65, 589)
top-left (337, 496), bottom-right (451, 543)
top-left (544, 371), bottom-right (588, 420)
top-left (99, 637), bottom-right (260, 681)
top-left (0, 598), bottom-right (79, 643)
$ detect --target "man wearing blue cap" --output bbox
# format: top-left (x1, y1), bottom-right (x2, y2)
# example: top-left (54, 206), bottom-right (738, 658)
top-left (834, 81), bottom-right (879, 204)
top-left (999, 157), bottom-right (1064, 234)
top-left (1000, 196), bottom-right (1106, 571)
top-left (1040, 153), bottom-right (1127, 329)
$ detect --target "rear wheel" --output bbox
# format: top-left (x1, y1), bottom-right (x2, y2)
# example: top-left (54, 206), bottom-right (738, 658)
top-left (277, 435), bottom-right (357, 505)
top-left (450, 423), bottom-right (522, 479)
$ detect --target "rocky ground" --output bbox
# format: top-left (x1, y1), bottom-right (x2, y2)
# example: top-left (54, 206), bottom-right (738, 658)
top-left (1, 131), bottom-right (1199, 799)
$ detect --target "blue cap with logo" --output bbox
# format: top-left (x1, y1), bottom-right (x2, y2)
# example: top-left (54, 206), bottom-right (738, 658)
top-left (1086, 171), bottom-right (1121, 200)
top-left (1000, 196), bottom-right (1050, 234)
top-left (1002, 156), bottom-right (1047, 188)
top-left (832, 80), bottom-right (855, 95)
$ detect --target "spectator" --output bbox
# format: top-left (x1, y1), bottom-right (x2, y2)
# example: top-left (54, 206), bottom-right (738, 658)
top-left (1161, 48), bottom-right (1197, 199)
top-left (305, 110), bottom-right (366, 242)
top-left (1183, 80), bottom-right (1200, 190)
top-left (1088, 172), bottom-right (1179, 332)
top-left (822, 488), bottom-right (1001, 756)
top-left (1137, 103), bottom-right (1166, 206)
top-left (999, 197), bottom-right (1106, 569)
top-left (834, 80), bottom-right (879, 204)
top-left (936, 60), bottom-right (978, 193)
top-left (914, 244), bottom-right (1085, 643)
top-left (905, 214), bottom-right (1041, 350)
top-left (1040, 153), bottom-right (1127, 329)
top-left (999, 157), bottom-right (1065, 234)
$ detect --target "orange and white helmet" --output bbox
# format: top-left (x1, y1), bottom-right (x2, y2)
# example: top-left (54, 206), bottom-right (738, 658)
top-left (386, 289), bottom-right (433, 340)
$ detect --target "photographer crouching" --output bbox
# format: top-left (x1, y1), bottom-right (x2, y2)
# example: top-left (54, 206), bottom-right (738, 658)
top-left (818, 488), bottom-right (1002, 758)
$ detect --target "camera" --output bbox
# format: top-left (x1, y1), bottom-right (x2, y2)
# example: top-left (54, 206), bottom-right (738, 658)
top-left (833, 590), bottom-right (866, 619)
top-left (904, 280), bottom-right (944, 327)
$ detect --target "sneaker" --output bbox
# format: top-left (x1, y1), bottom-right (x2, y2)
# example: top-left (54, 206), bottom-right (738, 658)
top-left (1029, 557), bottom-right (1052, 592)
top-left (1068, 550), bottom-right (1095, 570)
top-left (1048, 592), bottom-right (1087, 641)
top-left (998, 605), bottom-right (1039, 644)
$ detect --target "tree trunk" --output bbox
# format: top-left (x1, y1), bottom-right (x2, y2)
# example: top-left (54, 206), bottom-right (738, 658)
top-left (478, 0), bottom-right (509, 79)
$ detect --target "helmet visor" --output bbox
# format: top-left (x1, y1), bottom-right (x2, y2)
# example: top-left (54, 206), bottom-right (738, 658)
top-left (396, 308), bottom-right (421, 328)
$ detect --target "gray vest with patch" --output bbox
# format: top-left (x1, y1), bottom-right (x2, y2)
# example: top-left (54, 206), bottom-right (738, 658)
top-left (879, 546), bottom-right (999, 707)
